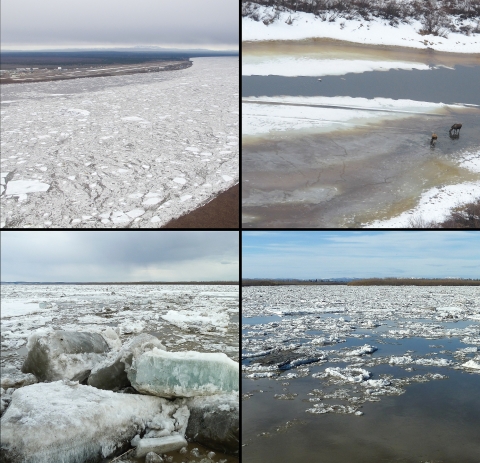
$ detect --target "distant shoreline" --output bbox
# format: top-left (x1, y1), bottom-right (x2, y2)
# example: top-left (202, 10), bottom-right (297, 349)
top-left (1, 281), bottom-right (239, 285)
top-left (242, 278), bottom-right (480, 286)
top-left (0, 59), bottom-right (192, 85)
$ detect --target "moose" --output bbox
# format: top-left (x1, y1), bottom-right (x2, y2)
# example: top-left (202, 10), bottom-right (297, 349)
top-left (430, 132), bottom-right (438, 147)
top-left (449, 123), bottom-right (462, 138)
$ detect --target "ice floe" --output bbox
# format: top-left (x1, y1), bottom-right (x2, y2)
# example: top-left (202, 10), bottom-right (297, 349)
top-left (243, 285), bottom-right (479, 417)
top-left (0, 58), bottom-right (238, 228)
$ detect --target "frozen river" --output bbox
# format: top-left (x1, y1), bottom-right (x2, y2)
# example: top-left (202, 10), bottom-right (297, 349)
top-left (1, 57), bottom-right (239, 228)
top-left (1, 283), bottom-right (239, 372)
top-left (1, 284), bottom-right (239, 463)
top-left (242, 285), bottom-right (480, 463)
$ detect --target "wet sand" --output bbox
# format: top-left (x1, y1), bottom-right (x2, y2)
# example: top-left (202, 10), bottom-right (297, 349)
top-left (242, 38), bottom-right (480, 67)
top-left (163, 184), bottom-right (239, 228)
top-left (0, 61), bottom-right (192, 84)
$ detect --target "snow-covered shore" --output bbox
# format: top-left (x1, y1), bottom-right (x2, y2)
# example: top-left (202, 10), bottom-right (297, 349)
top-left (363, 148), bottom-right (480, 228)
top-left (243, 5), bottom-right (480, 54)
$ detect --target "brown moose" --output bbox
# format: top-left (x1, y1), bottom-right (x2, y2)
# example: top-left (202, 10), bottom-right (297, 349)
top-left (449, 123), bottom-right (462, 138)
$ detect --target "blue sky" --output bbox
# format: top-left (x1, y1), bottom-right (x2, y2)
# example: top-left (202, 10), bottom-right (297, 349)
top-left (242, 231), bottom-right (480, 279)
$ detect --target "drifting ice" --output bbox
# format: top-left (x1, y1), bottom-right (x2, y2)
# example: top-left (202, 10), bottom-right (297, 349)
top-left (462, 357), bottom-right (480, 370)
top-left (128, 348), bottom-right (239, 398)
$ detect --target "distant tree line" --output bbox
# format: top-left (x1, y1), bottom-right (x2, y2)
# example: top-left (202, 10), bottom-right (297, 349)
top-left (242, 278), bottom-right (480, 286)
top-left (242, 279), bottom-right (346, 286)
top-left (348, 278), bottom-right (480, 286)
top-left (242, 0), bottom-right (480, 37)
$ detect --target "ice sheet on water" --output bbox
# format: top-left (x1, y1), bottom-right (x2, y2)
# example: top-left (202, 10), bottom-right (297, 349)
top-left (5, 180), bottom-right (50, 195)
top-left (1, 300), bottom-right (50, 317)
top-left (128, 348), bottom-right (239, 398)
top-left (1, 58), bottom-right (238, 228)
top-left (162, 309), bottom-right (229, 332)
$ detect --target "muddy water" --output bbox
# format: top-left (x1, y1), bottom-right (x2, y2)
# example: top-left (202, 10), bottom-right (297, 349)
top-left (242, 329), bottom-right (480, 463)
top-left (242, 40), bottom-right (480, 228)
top-left (242, 368), bottom-right (480, 463)
top-left (243, 109), bottom-right (480, 227)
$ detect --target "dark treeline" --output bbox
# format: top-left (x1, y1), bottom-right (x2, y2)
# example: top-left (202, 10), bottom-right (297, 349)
top-left (242, 279), bottom-right (346, 286)
top-left (243, 278), bottom-right (480, 286)
top-left (243, 0), bottom-right (480, 36)
top-left (348, 278), bottom-right (480, 286)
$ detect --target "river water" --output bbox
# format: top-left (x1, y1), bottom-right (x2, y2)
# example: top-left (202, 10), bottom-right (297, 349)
top-left (242, 285), bottom-right (480, 463)
top-left (243, 65), bottom-right (480, 104)
top-left (242, 40), bottom-right (480, 228)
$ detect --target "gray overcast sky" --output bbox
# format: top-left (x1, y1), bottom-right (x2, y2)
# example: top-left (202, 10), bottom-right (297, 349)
top-left (1, 0), bottom-right (238, 51)
top-left (1, 231), bottom-right (239, 282)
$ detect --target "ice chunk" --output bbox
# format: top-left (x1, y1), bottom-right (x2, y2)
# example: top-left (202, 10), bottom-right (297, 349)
top-left (389, 355), bottom-right (414, 365)
top-left (88, 334), bottom-right (165, 391)
top-left (363, 379), bottom-right (391, 388)
top-left (324, 367), bottom-right (372, 383)
top-left (346, 344), bottom-right (378, 356)
top-left (0, 381), bottom-right (182, 463)
top-left (185, 393), bottom-right (239, 454)
top-left (136, 436), bottom-right (187, 458)
top-left (22, 330), bottom-right (110, 382)
top-left (101, 327), bottom-right (122, 350)
top-left (278, 355), bottom-right (326, 370)
top-left (128, 349), bottom-right (239, 398)
top-left (145, 452), bottom-right (164, 463)
top-left (143, 197), bottom-right (163, 206)
top-left (121, 116), bottom-right (145, 122)
top-left (0, 372), bottom-right (37, 389)
top-left (462, 357), bottom-right (480, 370)
top-left (5, 180), bottom-right (50, 195)
top-left (111, 211), bottom-right (131, 224)
top-left (126, 209), bottom-right (145, 219)
top-left (68, 108), bottom-right (90, 116)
